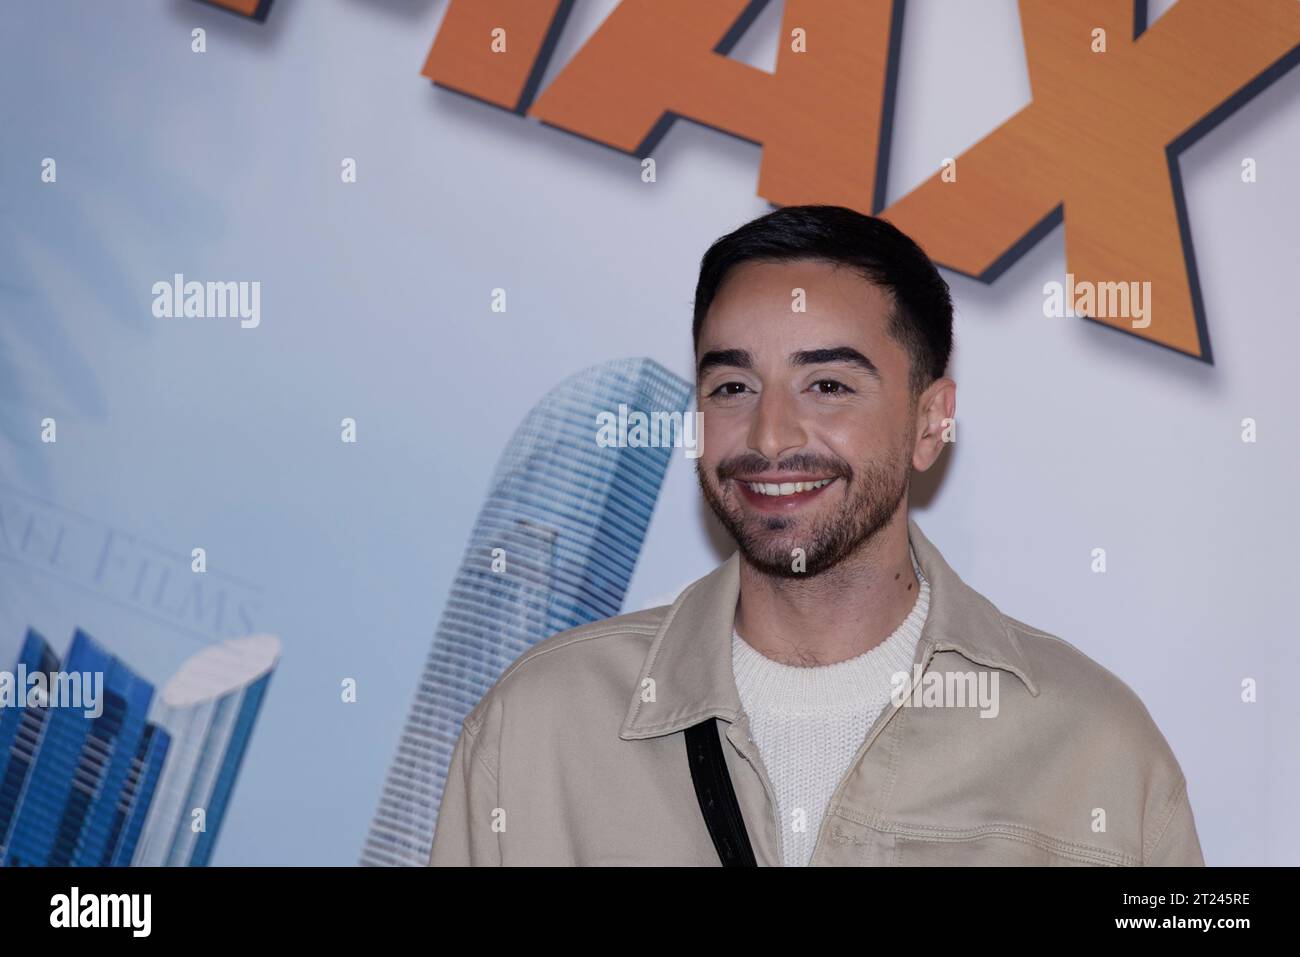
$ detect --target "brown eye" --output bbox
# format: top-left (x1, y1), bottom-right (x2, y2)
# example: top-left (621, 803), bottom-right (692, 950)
top-left (812, 380), bottom-right (850, 395)
top-left (709, 382), bottom-right (750, 397)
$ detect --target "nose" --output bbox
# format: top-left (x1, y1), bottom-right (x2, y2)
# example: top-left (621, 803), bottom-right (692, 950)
top-left (747, 387), bottom-right (807, 462)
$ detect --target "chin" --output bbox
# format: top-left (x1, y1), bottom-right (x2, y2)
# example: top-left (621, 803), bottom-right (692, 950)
top-left (737, 534), bottom-right (810, 570)
top-left (742, 549), bottom-right (832, 579)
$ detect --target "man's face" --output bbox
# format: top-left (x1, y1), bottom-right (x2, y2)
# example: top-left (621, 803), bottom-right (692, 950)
top-left (695, 259), bottom-right (918, 578)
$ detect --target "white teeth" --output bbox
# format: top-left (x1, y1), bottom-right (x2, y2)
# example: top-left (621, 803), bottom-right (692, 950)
top-left (743, 478), bottom-right (833, 497)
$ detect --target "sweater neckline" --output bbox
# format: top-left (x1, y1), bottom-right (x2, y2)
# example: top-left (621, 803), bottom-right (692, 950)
top-left (731, 547), bottom-right (930, 714)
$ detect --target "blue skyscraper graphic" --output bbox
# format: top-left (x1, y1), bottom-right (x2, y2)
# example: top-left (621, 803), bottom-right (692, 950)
top-left (0, 629), bottom-right (170, 866)
top-left (362, 357), bottom-right (692, 866)
top-left (132, 634), bottom-right (280, 866)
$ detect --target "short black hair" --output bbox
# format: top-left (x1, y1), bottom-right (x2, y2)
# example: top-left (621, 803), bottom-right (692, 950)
top-left (692, 205), bottom-right (953, 398)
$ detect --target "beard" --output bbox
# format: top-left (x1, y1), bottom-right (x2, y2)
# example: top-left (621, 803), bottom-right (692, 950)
top-left (697, 446), bottom-right (910, 579)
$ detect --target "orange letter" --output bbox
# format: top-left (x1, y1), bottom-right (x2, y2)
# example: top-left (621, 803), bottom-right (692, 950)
top-left (422, 0), bottom-right (574, 114)
top-left (197, 0), bottom-right (273, 22)
top-left (527, 0), bottom-right (901, 213)
top-left (881, 0), bottom-right (1300, 360)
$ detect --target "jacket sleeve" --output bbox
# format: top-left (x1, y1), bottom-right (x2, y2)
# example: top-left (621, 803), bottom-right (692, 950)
top-left (428, 715), bottom-right (502, 866)
top-left (1144, 778), bottom-right (1205, 866)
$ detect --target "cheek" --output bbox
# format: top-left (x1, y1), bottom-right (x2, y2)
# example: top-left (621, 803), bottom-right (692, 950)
top-left (699, 408), bottom-right (747, 457)
top-left (817, 411), bottom-right (893, 462)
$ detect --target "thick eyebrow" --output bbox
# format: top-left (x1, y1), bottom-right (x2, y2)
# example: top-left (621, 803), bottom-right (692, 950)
top-left (792, 347), bottom-right (880, 380)
top-left (697, 349), bottom-right (752, 376)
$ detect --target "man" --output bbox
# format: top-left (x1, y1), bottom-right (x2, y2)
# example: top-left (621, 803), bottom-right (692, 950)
top-left (429, 205), bottom-right (1204, 867)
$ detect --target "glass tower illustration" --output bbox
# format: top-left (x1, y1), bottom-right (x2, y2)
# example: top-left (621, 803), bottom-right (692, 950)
top-left (131, 634), bottom-right (280, 866)
top-left (361, 357), bottom-right (692, 866)
top-left (0, 628), bottom-right (170, 866)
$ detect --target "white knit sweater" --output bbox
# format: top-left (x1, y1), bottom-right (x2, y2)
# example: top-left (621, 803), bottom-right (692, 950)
top-left (731, 547), bottom-right (930, 866)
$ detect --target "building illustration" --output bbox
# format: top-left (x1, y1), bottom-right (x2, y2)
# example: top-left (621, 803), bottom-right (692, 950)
top-left (361, 358), bottom-right (691, 866)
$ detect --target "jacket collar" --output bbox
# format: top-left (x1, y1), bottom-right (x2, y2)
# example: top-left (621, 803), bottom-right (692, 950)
top-left (619, 516), bottom-right (1039, 740)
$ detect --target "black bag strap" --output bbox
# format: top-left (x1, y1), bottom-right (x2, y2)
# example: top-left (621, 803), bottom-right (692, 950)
top-left (685, 717), bottom-right (757, 866)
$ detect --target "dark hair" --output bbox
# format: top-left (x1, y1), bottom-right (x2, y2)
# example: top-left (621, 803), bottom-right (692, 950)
top-left (692, 205), bottom-right (953, 398)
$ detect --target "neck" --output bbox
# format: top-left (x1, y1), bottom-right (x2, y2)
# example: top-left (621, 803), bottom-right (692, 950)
top-left (733, 507), bottom-right (919, 667)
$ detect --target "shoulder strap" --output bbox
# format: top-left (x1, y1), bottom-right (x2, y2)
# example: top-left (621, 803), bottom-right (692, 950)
top-left (684, 717), bottom-right (757, 866)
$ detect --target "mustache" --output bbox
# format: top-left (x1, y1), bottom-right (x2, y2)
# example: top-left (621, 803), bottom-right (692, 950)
top-left (714, 451), bottom-right (852, 482)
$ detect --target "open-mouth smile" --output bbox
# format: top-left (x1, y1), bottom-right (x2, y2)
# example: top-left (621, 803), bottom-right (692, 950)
top-left (733, 475), bottom-right (840, 511)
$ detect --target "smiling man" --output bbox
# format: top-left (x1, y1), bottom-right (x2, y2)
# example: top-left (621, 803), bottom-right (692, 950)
top-left (429, 205), bottom-right (1204, 867)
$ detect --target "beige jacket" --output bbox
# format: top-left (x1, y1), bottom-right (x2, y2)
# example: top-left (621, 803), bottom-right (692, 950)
top-left (429, 517), bottom-right (1205, 866)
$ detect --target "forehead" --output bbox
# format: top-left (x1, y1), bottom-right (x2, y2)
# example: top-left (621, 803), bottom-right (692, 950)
top-left (700, 259), bottom-right (898, 355)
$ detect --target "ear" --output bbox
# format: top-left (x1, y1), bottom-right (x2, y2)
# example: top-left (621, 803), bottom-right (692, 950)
top-left (912, 377), bottom-right (956, 472)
